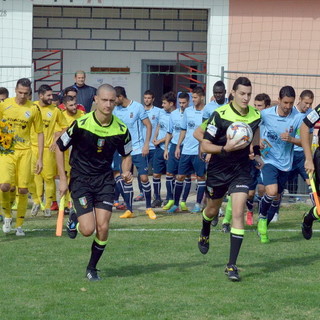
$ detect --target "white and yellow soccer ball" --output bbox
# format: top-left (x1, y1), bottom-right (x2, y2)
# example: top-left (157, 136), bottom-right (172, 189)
top-left (226, 121), bottom-right (253, 145)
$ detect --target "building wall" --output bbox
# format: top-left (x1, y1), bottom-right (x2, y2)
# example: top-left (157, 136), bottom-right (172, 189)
top-left (0, 0), bottom-right (33, 95)
top-left (229, 0), bottom-right (320, 103)
top-left (32, 6), bottom-right (208, 100)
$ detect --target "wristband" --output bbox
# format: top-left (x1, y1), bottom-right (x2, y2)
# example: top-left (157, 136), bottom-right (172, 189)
top-left (253, 145), bottom-right (261, 156)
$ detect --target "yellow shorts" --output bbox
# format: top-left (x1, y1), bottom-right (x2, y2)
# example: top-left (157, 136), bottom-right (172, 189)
top-left (31, 146), bottom-right (57, 180)
top-left (0, 149), bottom-right (32, 188)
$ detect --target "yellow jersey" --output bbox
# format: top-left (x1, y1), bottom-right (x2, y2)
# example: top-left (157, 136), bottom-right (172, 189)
top-left (31, 101), bottom-right (68, 148)
top-left (62, 109), bottom-right (85, 126)
top-left (0, 98), bottom-right (43, 150)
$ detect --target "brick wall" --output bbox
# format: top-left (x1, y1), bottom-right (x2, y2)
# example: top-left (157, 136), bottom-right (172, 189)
top-left (33, 6), bottom-right (208, 53)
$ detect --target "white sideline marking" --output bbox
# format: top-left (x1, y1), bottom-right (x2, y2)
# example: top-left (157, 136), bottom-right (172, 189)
top-left (13, 228), bottom-right (320, 233)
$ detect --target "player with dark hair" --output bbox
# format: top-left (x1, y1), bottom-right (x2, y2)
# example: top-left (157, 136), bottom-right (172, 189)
top-left (163, 92), bottom-right (192, 211)
top-left (58, 86), bottom-right (86, 112)
top-left (56, 84), bottom-right (132, 281)
top-left (286, 90), bottom-right (314, 203)
top-left (258, 86), bottom-right (305, 243)
top-left (0, 78), bottom-right (44, 236)
top-left (151, 91), bottom-right (176, 207)
top-left (254, 93), bottom-right (271, 111)
top-left (113, 86), bottom-right (156, 219)
top-left (0, 87), bottom-right (9, 102)
top-left (203, 81), bottom-right (228, 121)
top-left (133, 89), bottom-right (161, 204)
top-left (198, 77), bottom-right (262, 281)
top-left (171, 86), bottom-right (207, 213)
top-left (29, 85), bottom-right (68, 217)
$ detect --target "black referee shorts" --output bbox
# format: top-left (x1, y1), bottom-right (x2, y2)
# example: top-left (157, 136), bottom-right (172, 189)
top-left (69, 171), bottom-right (115, 216)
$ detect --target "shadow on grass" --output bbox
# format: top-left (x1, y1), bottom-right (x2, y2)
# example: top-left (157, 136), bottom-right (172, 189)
top-left (105, 260), bottom-right (206, 278)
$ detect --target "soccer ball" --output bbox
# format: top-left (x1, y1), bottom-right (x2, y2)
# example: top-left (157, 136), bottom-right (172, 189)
top-left (226, 121), bottom-right (253, 144)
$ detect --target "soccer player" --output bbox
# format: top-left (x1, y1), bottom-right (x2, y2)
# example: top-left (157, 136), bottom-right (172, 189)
top-left (58, 86), bottom-right (86, 112)
top-left (113, 86), bottom-right (156, 219)
top-left (286, 90), bottom-right (314, 202)
top-left (172, 86), bottom-right (207, 213)
top-left (0, 78), bottom-right (44, 236)
top-left (29, 85), bottom-right (68, 217)
top-left (202, 81), bottom-right (228, 121)
top-left (56, 84), bottom-right (132, 281)
top-left (134, 90), bottom-right (161, 203)
top-left (198, 77), bottom-right (262, 281)
top-left (61, 71), bottom-right (96, 113)
top-left (0, 87), bottom-right (9, 102)
top-left (151, 91), bottom-right (176, 207)
top-left (244, 93), bottom-right (271, 226)
top-left (258, 86), bottom-right (305, 243)
top-left (163, 92), bottom-right (192, 211)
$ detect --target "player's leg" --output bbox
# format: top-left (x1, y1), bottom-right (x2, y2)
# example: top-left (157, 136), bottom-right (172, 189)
top-left (198, 184), bottom-right (226, 254)
top-left (42, 149), bottom-right (57, 217)
top-left (163, 144), bottom-right (178, 210)
top-left (225, 190), bottom-right (248, 282)
top-left (132, 154), bottom-right (156, 219)
top-left (151, 147), bottom-right (166, 208)
top-left (258, 164), bottom-right (279, 243)
top-left (302, 148), bottom-right (320, 239)
top-left (192, 155), bottom-right (206, 213)
top-left (222, 195), bottom-right (232, 233)
top-left (1, 154), bottom-right (16, 233)
top-left (15, 149), bottom-right (33, 235)
top-left (180, 174), bottom-right (191, 211)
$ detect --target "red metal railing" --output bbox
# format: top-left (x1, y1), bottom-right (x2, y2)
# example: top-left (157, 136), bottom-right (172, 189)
top-left (33, 50), bottom-right (63, 93)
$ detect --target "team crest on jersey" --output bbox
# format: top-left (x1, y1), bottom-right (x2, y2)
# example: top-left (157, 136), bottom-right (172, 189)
top-left (47, 112), bottom-right (52, 118)
top-left (79, 197), bottom-right (88, 208)
top-left (289, 126), bottom-right (293, 133)
top-left (188, 121), bottom-right (195, 129)
top-left (97, 138), bottom-right (105, 152)
top-left (24, 111), bottom-right (31, 118)
top-left (130, 112), bottom-right (133, 118)
top-left (207, 186), bottom-right (214, 196)
top-left (152, 115), bottom-right (156, 120)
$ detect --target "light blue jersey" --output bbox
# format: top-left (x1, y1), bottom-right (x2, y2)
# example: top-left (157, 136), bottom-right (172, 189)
top-left (168, 107), bottom-right (188, 145)
top-left (293, 106), bottom-right (313, 152)
top-left (143, 106), bottom-right (161, 150)
top-left (260, 106), bottom-right (305, 171)
top-left (202, 98), bottom-right (228, 120)
top-left (180, 106), bottom-right (204, 155)
top-left (157, 109), bottom-right (172, 150)
top-left (113, 100), bottom-right (148, 156)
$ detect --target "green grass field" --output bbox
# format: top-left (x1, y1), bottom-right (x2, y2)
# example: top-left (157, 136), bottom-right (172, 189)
top-left (1, 203), bottom-right (319, 320)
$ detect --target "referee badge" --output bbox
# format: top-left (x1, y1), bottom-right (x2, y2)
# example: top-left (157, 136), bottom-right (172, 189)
top-left (206, 186), bottom-right (214, 196)
top-left (79, 197), bottom-right (88, 208)
top-left (97, 138), bottom-right (105, 152)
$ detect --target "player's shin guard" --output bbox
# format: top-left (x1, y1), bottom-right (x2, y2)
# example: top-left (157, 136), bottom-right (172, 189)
top-left (223, 196), bottom-right (232, 224)
top-left (228, 228), bottom-right (244, 266)
top-left (259, 194), bottom-right (276, 218)
top-left (165, 175), bottom-right (174, 200)
top-left (153, 177), bottom-right (161, 201)
top-left (87, 237), bottom-right (108, 270)
top-left (141, 181), bottom-right (152, 208)
top-left (115, 175), bottom-right (125, 200)
top-left (196, 181), bottom-right (206, 204)
top-left (201, 209), bottom-right (214, 237)
top-left (246, 199), bottom-right (254, 212)
top-left (16, 193), bottom-right (28, 228)
top-left (182, 177), bottom-right (192, 202)
top-left (267, 198), bottom-right (281, 225)
top-left (173, 181), bottom-right (184, 206)
top-left (304, 206), bottom-right (320, 226)
top-left (123, 182), bottom-right (133, 212)
top-left (1, 191), bottom-right (12, 219)
top-left (44, 178), bottom-right (55, 209)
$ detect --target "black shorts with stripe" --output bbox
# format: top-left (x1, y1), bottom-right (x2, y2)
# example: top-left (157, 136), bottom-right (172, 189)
top-left (69, 170), bottom-right (115, 216)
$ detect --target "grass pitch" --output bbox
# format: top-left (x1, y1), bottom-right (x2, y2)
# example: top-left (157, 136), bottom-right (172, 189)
top-left (1, 203), bottom-right (319, 320)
